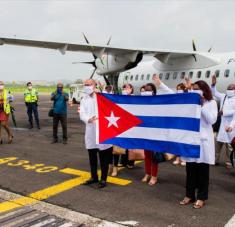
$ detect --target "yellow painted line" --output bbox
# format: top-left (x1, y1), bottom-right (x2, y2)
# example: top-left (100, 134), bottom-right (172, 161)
top-left (0, 173), bottom-right (89, 213)
top-left (0, 165), bottom-right (134, 213)
top-left (60, 168), bottom-right (132, 186)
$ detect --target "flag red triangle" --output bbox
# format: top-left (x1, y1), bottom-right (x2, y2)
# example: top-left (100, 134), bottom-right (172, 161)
top-left (96, 93), bottom-right (142, 143)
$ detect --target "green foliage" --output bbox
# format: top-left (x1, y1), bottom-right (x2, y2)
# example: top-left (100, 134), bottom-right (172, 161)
top-left (5, 85), bottom-right (69, 93)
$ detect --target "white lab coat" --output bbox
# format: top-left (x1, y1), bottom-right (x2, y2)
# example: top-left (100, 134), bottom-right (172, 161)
top-left (211, 86), bottom-right (235, 143)
top-left (183, 100), bottom-right (217, 165)
top-left (79, 94), bottom-right (112, 150)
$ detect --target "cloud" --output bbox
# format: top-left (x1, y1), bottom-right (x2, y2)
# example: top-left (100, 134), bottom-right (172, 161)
top-left (0, 0), bottom-right (235, 81)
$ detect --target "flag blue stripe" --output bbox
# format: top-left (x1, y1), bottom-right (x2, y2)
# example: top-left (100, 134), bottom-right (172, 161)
top-left (102, 137), bottom-right (200, 158)
top-left (137, 116), bottom-right (200, 132)
top-left (102, 93), bottom-right (201, 105)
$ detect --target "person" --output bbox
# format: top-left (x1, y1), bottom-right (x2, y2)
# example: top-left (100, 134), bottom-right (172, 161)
top-left (0, 81), bottom-right (13, 144)
top-left (180, 80), bottom-right (217, 209)
top-left (211, 75), bottom-right (235, 168)
top-left (120, 83), bottom-right (135, 168)
top-left (141, 83), bottom-right (159, 185)
top-left (80, 79), bottom-right (112, 188)
top-left (153, 75), bottom-right (186, 166)
top-left (51, 82), bottom-right (69, 144)
top-left (24, 82), bottom-right (40, 129)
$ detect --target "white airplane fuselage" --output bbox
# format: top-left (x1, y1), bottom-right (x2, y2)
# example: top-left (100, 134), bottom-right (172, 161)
top-left (118, 52), bottom-right (235, 93)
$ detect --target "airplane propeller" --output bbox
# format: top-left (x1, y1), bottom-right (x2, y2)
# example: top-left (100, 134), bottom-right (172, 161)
top-left (77, 33), bottom-right (111, 85)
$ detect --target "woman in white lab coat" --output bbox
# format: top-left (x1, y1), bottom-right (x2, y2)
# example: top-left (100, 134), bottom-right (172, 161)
top-left (180, 80), bottom-right (218, 209)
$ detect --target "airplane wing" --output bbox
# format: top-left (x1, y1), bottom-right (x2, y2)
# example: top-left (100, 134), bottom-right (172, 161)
top-left (0, 37), bottom-right (219, 66)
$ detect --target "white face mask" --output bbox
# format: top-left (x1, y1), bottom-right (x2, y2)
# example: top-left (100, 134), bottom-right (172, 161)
top-left (122, 90), bottom-right (128, 95)
top-left (0, 85), bottom-right (4, 90)
top-left (226, 90), bottom-right (235, 98)
top-left (177, 90), bottom-right (184, 93)
top-left (140, 91), bottom-right (146, 96)
top-left (28, 86), bottom-right (33, 90)
top-left (144, 91), bottom-right (153, 96)
top-left (84, 86), bottom-right (94, 95)
top-left (192, 90), bottom-right (203, 96)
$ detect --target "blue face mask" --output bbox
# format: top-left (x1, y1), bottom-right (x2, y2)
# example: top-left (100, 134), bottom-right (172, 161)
top-left (57, 87), bottom-right (63, 94)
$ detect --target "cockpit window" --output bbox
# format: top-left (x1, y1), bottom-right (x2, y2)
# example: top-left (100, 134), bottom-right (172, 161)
top-left (205, 70), bottom-right (210, 78)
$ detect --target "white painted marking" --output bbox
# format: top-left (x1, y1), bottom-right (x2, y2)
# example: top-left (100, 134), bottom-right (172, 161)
top-left (30, 218), bottom-right (56, 227)
top-left (225, 214), bottom-right (235, 227)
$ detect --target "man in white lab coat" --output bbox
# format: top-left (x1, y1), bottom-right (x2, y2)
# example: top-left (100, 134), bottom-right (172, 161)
top-left (80, 79), bottom-right (112, 188)
top-left (211, 75), bottom-right (235, 167)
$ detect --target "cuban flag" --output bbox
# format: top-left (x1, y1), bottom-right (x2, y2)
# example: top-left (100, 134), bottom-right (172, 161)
top-left (96, 93), bottom-right (201, 158)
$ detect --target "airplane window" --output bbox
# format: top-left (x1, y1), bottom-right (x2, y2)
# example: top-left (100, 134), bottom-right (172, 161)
top-left (165, 73), bottom-right (170, 80)
top-left (224, 69), bottom-right (230, 78)
top-left (146, 74), bottom-right (150, 80)
top-left (135, 75), bottom-right (139, 81)
top-left (181, 72), bottom-right (185, 79)
top-left (197, 71), bottom-right (202, 78)
top-left (215, 70), bottom-right (220, 78)
top-left (189, 71), bottom-right (193, 79)
top-left (173, 72), bottom-right (178, 79)
top-left (159, 73), bottom-right (163, 80)
top-left (141, 74), bottom-right (144, 80)
top-left (205, 70), bottom-right (210, 78)
top-left (130, 75), bottom-right (133, 81)
top-left (125, 76), bottom-right (128, 81)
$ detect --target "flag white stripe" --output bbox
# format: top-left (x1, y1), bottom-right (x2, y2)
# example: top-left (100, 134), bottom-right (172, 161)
top-left (118, 104), bottom-right (201, 118)
top-left (117, 127), bottom-right (200, 145)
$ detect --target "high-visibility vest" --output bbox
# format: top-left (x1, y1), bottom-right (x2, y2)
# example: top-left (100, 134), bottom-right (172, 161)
top-left (24, 88), bottom-right (38, 103)
top-left (2, 90), bottom-right (10, 115)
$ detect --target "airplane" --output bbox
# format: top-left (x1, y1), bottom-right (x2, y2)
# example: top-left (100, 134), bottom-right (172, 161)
top-left (0, 37), bottom-right (234, 93)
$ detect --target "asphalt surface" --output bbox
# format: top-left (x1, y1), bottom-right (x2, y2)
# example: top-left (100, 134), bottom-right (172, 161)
top-left (0, 94), bottom-right (234, 227)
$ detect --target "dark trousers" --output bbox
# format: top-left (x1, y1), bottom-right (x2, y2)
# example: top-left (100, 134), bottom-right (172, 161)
top-left (88, 147), bottom-right (112, 182)
top-left (121, 149), bottom-right (135, 167)
top-left (26, 103), bottom-right (39, 126)
top-left (186, 162), bottom-right (209, 201)
top-left (109, 154), bottom-right (120, 167)
top-left (53, 114), bottom-right (67, 140)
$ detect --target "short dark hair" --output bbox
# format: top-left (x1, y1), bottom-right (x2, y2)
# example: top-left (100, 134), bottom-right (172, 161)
top-left (140, 85), bottom-right (146, 92)
top-left (194, 80), bottom-right (213, 101)
top-left (145, 83), bottom-right (157, 95)
top-left (27, 82), bottom-right (32, 86)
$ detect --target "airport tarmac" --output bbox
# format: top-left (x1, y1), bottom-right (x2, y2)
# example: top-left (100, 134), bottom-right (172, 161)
top-left (0, 94), bottom-right (234, 227)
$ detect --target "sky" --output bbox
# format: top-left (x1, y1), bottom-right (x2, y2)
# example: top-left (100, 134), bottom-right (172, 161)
top-left (0, 0), bottom-right (235, 83)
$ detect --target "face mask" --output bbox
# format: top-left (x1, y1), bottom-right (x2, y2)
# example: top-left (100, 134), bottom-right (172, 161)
top-left (144, 91), bottom-right (153, 96)
top-left (122, 90), bottom-right (128, 95)
top-left (0, 85), bottom-right (4, 90)
top-left (28, 86), bottom-right (32, 90)
top-left (140, 91), bottom-right (147, 96)
top-left (192, 90), bottom-right (203, 96)
top-left (177, 90), bottom-right (184, 93)
top-left (84, 86), bottom-right (94, 95)
top-left (57, 87), bottom-right (63, 94)
top-left (226, 90), bottom-right (235, 98)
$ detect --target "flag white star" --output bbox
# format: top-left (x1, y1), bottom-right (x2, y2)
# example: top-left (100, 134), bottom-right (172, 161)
top-left (105, 111), bottom-right (120, 128)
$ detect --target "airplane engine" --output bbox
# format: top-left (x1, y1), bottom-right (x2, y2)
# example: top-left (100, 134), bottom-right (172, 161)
top-left (95, 51), bottom-right (143, 75)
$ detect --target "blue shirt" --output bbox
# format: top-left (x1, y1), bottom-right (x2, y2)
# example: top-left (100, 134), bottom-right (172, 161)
top-left (52, 92), bottom-right (69, 115)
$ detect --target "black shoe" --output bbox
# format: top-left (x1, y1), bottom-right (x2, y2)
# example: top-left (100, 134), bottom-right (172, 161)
top-left (97, 180), bottom-right (107, 188)
top-left (63, 139), bottom-right (67, 144)
top-left (0, 140), bottom-right (2, 144)
top-left (37, 125), bottom-right (41, 129)
top-left (82, 178), bottom-right (98, 185)
top-left (51, 139), bottom-right (58, 144)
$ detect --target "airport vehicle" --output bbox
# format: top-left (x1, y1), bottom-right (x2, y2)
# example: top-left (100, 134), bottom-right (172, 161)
top-left (69, 83), bottom-right (84, 103)
top-left (0, 37), bottom-right (235, 92)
